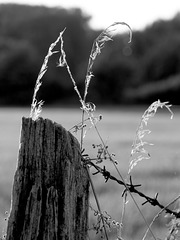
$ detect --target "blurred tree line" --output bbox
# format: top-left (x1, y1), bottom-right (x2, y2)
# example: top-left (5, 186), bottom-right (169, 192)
top-left (0, 4), bottom-right (180, 105)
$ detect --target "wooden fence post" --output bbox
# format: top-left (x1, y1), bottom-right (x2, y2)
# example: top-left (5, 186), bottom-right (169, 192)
top-left (6, 117), bottom-right (89, 240)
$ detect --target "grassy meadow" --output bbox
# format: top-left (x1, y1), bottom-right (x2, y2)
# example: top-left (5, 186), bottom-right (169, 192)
top-left (0, 106), bottom-right (180, 239)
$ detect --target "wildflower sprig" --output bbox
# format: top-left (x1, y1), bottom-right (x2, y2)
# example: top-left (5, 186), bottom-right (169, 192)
top-left (89, 205), bottom-right (121, 238)
top-left (129, 100), bottom-right (173, 173)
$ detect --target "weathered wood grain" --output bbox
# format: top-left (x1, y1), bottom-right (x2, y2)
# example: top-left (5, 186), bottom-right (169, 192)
top-left (6, 117), bottom-right (89, 240)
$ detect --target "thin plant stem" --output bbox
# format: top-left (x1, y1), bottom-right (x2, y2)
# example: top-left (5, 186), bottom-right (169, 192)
top-left (86, 166), bottom-right (109, 240)
top-left (118, 194), bottom-right (127, 239)
top-left (80, 110), bottom-right (85, 150)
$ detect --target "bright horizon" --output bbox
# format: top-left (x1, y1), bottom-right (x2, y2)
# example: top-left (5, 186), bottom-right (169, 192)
top-left (0, 0), bottom-right (180, 31)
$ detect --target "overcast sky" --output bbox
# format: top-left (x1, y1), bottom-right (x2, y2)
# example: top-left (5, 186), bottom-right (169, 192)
top-left (1, 0), bottom-right (180, 30)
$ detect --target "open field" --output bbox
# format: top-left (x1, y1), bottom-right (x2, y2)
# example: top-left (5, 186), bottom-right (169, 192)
top-left (0, 106), bottom-right (180, 239)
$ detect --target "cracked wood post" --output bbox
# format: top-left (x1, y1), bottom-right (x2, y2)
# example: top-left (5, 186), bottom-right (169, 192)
top-left (6, 117), bottom-right (89, 240)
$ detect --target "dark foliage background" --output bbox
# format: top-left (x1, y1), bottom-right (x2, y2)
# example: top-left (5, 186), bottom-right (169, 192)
top-left (0, 4), bottom-right (180, 105)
